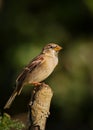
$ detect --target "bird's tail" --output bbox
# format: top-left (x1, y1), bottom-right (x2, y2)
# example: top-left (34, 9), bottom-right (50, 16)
top-left (4, 90), bottom-right (17, 109)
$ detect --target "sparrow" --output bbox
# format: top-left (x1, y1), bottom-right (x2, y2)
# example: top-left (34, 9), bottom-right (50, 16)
top-left (4, 43), bottom-right (62, 109)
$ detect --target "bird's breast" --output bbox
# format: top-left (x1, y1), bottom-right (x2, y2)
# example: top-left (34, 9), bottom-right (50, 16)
top-left (25, 56), bottom-right (58, 84)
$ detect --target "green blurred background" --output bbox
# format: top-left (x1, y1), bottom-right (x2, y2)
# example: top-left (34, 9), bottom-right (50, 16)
top-left (0, 0), bottom-right (93, 129)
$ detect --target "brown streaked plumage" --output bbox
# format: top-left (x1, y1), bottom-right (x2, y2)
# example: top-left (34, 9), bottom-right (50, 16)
top-left (4, 43), bottom-right (62, 109)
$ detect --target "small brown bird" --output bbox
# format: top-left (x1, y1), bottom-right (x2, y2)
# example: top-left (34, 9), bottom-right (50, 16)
top-left (4, 43), bottom-right (62, 109)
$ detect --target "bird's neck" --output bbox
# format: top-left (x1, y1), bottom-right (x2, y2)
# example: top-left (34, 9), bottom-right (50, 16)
top-left (43, 52), bottom-right (58, 58)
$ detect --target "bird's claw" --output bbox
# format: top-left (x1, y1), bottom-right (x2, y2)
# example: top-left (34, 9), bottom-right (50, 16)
top-left (32, 82), bottom-right (42, 86)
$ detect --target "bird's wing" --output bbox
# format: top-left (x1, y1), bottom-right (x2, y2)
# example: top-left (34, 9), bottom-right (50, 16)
top-left (16, 54), bottom-right (45, 84)
top-left (15, 54), bottom-right (45, 94)
top-left (27, 54), bottom-right (44, 72)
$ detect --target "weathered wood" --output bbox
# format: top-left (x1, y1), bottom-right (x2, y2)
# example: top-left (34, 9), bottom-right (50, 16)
top-left (27, 83), bottom-right (53, 130)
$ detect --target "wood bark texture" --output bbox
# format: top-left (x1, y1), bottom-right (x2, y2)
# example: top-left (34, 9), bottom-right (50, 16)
top-left (27, 83), bottom-right (53, 130)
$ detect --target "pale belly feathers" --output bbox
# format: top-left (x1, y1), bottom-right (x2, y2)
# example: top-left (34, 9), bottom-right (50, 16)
top-left (25, 56), bottom-right (58, 84)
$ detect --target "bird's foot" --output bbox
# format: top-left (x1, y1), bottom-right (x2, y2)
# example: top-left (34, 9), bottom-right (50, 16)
top-left (32, 82), bottom-right (42, 86)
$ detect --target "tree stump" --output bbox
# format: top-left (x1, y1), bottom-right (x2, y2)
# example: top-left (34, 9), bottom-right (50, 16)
top-left (27, 83), bottom-right (53, 130)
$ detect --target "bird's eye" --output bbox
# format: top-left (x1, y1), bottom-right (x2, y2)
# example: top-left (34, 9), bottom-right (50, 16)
top-left (50, 46), bottom-right (53, 48)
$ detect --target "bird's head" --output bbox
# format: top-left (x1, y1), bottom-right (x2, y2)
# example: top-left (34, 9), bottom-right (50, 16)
top-left (42, 43), bottom-right (62, 56)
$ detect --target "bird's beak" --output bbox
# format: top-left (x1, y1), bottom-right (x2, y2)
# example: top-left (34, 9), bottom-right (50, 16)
top-left (54, 45), bottom-right (62, 51)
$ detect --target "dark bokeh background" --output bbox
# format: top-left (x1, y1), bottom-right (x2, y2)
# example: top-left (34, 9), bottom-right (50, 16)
top-left (0, 0), bottom-right (93, 130)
